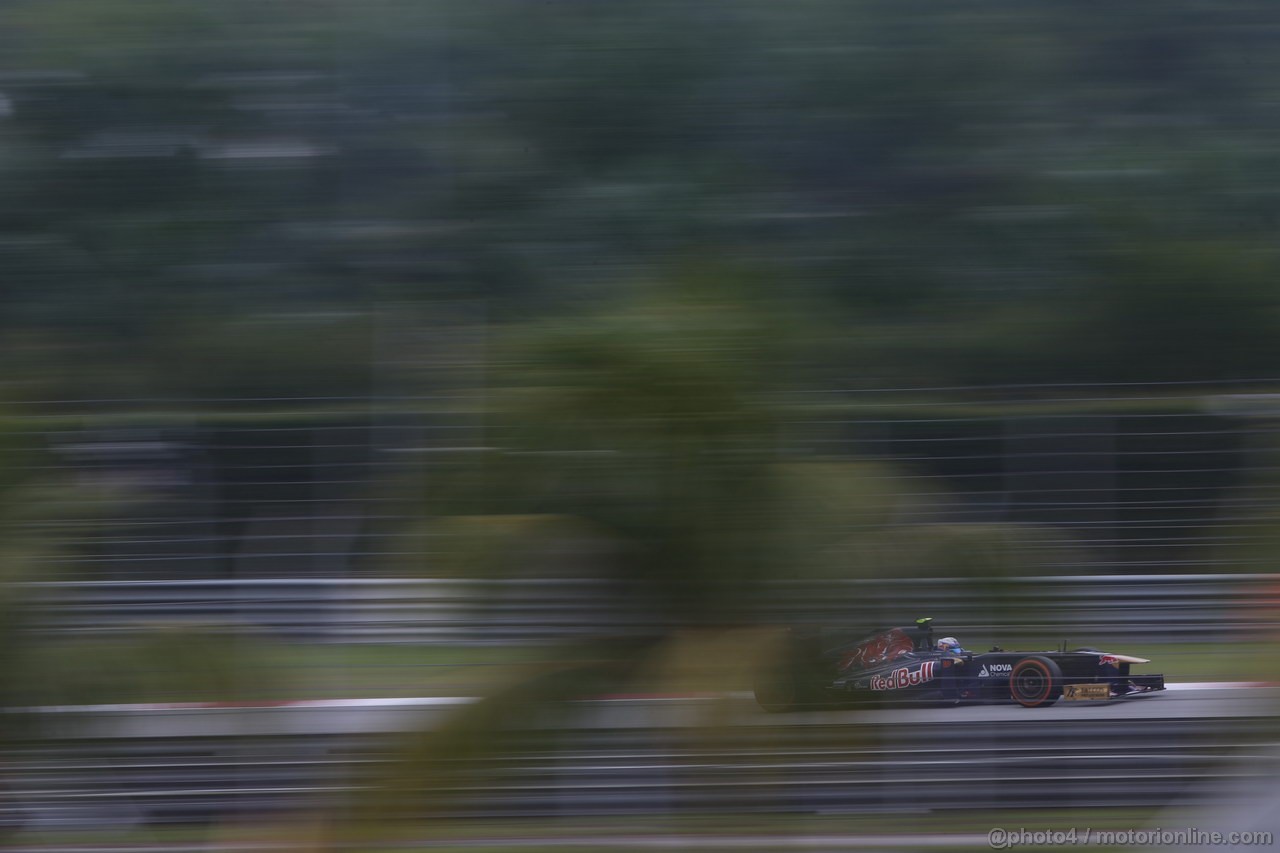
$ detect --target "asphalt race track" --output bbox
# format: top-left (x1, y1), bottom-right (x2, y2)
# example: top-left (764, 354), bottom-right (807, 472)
top-left (6, 683), bottom-right (1278, 831)
top-left (730, 682), bottom-right (1279, 727)
top-left (30, 682), bottom-right (1279, 739)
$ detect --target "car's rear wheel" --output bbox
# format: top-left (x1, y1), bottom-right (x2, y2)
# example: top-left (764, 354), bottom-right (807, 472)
top-left (753, 630), bottom-right (820, 712)
top-left (1009, 656), bottom-right (1063, 707)
top-left (754, 655), bottom-right (829, 712)
top-left (753, 664), bottom-right (800, 713)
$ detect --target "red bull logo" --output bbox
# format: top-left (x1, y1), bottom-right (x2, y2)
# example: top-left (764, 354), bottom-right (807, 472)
top-left (869, 660), bottom-right (935, 691)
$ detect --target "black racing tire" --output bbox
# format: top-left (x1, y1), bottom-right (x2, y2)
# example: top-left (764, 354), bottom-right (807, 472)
top-left (753, 663), bottom-right (801, 713)
top-left (1009, 656), bottom-right (1063, 708)
top-left (753, 629), bottom-right (822, 713)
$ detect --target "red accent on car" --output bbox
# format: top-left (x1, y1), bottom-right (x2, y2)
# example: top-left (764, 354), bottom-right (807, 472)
top-left (839, 628), bottom-right (915, 672)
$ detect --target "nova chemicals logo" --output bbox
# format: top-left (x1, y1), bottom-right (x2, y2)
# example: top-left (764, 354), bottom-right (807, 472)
top-left (870, 661), bottom-right (935, 691)
top-left (978, 663), bottom-right (1012, 678)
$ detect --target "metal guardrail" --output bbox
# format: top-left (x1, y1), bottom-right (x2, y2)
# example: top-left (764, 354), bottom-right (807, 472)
top-left (17, 577), bottom-right (642, 643)
top-left (767, 573), bottom-right (1280, 641)
top-left (16, 573), bottom-right (1280, 643)
top-left (6, 712), bottom-right (1276, 829)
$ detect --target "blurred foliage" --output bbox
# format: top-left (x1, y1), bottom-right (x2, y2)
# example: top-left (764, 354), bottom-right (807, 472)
top-left (0, 413), bottom-right (139, 743)
top-left (3, 2), bottom-right (1280, 834)
top-left (396, 279), bottom-right (816, 623)
top-left (1, 0), bottom-right (1280, 396)
top-left (828, 523), bottom-right (1084, 582)
top-left (350, 641), bottom-right (656, 828)
top-left (382, 513), bottom-right (612, 579)
top-left (145, 312), bottom-right (376, 399)
top-left (372, 273), bottom-right (1107, 635)
top-left (346, 627), bottom-right (811, 833)
top-left (0, 413), bottom-right (283, 741)
top-left (16, 624), bottom-right (283, 707)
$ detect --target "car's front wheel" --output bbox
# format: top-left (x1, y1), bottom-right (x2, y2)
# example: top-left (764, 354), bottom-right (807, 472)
top-left (1009, 656), bottom-right (1063, 707)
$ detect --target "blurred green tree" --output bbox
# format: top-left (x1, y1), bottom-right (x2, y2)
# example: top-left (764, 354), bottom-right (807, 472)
top-left (421, 274), bottom-right (797, 623)
top-left (6, 0), bottom-right (1280, 394)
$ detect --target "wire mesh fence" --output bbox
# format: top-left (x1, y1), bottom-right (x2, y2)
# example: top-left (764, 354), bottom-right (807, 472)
top-left (7, 381), bottom-right (1280, 636)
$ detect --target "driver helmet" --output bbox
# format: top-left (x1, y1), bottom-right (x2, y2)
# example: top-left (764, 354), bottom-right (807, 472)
top-left (936, 636), bottom-right (962, 654)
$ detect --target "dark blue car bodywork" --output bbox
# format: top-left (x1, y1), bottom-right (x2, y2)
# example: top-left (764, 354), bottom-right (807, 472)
top-left (754, 619), bottom-right (1166, 711)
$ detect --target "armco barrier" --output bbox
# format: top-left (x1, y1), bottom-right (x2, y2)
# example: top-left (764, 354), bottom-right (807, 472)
top-left (15, 573), bottom-right (1280, 643)
top-left (6, 693), bottom-right (1278, 828)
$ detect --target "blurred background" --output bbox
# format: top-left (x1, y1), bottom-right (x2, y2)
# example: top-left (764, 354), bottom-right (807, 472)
top-left (2, 0), bottom-right (1280, 849)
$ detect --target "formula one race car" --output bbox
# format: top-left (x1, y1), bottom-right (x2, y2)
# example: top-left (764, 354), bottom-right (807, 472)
top-left (753, 618), bottom-right (1165, 710)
